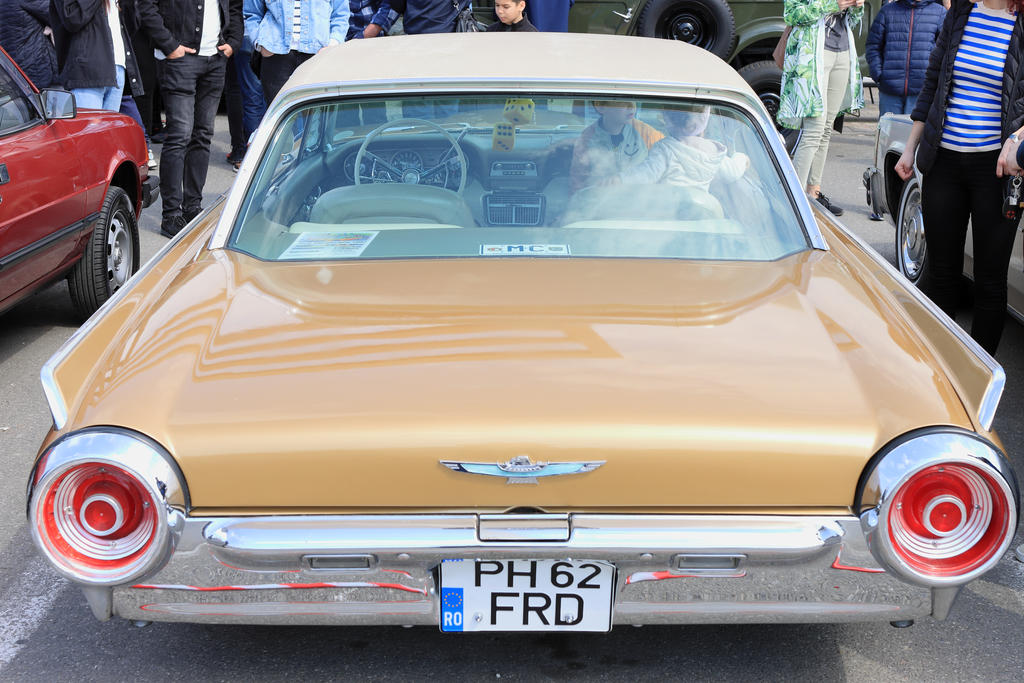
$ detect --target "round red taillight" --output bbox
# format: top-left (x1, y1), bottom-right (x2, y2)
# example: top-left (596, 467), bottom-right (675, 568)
top-left (29, 430), bottom-right (187, 587)
top-left (887, 463), bottom-right (1012, 578)
top-left (39, 463), bottom-right (157, 571)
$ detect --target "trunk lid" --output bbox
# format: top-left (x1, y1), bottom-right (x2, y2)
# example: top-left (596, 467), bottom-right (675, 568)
top-left (70, 249), bottom-right (968, 510)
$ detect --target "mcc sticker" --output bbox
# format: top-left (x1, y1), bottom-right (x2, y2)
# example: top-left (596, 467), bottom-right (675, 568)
top-left (480, 244), bottom-right (570, 256)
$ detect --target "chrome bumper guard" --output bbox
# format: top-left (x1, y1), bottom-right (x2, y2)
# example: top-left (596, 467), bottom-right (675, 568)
top-left (92, 513), bottom-right (941, 626)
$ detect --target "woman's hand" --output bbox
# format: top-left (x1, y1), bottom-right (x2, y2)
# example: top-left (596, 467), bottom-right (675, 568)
top-left (996, 135), bottom-right (1022, 177)
top-left (895, 149), bottom-right (916, 181)
top-left (837, 0), bottom-right (859, 9)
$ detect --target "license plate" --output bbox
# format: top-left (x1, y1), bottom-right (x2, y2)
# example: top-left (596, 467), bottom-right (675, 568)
top-left (439, 559), bottom-right (615, 632)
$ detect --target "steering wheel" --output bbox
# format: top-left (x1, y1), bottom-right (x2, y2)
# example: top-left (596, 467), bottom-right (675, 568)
top-left (354, 118), bottom-right (468, 194)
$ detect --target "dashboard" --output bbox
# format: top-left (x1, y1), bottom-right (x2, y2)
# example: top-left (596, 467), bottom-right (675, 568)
top-left (325, 130), bottom-right (577, 226)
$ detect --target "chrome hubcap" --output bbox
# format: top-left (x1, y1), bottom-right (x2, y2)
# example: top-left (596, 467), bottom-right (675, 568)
top-left (106, 211), bottom-right (133, 291)
top-left (900, 187), bottom-right (925, 280)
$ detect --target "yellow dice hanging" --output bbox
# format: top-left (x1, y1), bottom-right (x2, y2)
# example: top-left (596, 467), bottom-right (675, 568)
top-left (492, 121), bottom-right (516, 151)
top-left (503, 98), bottom-right (535, 124)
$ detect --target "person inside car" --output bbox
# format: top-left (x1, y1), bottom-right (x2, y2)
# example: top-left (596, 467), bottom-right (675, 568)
top-left (616, 105), bottom-right (749, 193)
top-left (569, 100), bottom-right (662, 194)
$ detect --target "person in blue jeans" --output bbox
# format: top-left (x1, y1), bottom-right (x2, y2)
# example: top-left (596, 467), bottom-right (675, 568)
top-left (865, 0), bottom-right (946, 118)
top-left (224, 32), bottom-right (265, 169)
top-left (51, 0), bottom-right (142, 111)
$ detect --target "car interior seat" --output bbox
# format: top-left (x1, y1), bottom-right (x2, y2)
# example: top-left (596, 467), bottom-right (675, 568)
top-left (310, 183), bottom-right (475, 227)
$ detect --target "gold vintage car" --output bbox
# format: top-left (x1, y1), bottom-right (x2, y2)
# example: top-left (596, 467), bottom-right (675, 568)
top-left (27, 34), bottom-right (1019, 631)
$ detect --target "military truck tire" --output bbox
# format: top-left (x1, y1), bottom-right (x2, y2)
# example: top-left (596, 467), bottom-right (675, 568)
top-left (737, 60), bottom-right (801, 156)
top-left (636, 0), bottom-right (736, 60)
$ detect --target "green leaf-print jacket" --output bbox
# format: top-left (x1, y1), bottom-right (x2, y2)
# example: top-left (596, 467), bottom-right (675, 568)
top-left (778, 0), bottom-right (864, 130)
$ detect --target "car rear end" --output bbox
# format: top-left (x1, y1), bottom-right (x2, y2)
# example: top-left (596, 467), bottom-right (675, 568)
top-left (24, 35), bottom-right (1021, 632)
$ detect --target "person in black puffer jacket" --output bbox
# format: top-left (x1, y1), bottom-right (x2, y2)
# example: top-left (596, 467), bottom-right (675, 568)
top-left (896, 0), bottom-right (1024, 355)
top-left (0, 0), bottom-right (58, 89)
top-left (865, 0), bottom-right (946, 117)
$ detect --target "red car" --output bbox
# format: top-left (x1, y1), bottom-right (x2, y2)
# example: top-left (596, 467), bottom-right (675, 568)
top-left (0, 46), bottom-right (157, 318)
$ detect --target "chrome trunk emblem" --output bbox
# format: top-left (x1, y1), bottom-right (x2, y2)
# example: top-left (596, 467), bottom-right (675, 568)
top-left (440, 455), bottom-right (605, 485)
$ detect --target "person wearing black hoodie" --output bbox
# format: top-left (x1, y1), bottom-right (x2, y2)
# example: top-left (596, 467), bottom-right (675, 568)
top-left (865, 0), bottom-right (946, 117)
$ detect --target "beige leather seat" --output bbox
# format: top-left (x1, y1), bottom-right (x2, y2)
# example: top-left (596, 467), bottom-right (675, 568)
top-left (310, 184), bottom-right (475, 227)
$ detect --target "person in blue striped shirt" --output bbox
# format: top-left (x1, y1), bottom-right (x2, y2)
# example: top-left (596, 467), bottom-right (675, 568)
top-left (896, 0), bottom-right (1024, 355)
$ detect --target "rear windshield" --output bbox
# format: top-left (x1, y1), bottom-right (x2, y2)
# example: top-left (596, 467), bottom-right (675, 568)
top-left (229, 95), bottom-right (809, 262)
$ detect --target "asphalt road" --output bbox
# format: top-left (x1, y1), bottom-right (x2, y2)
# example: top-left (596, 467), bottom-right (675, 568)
top-left (1, 103), bottom-right (1023, 682)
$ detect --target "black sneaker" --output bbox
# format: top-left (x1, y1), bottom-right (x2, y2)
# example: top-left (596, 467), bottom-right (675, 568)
top-left (160, 215), bottom-right (187, 238)
top-left (815, 191), bottom-right (844, 217)
top-left (182, 207), bottom-right (202, 224)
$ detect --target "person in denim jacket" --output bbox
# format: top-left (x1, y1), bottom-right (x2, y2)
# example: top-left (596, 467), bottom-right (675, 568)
top-left (244, 0), bottom-right (350, 105)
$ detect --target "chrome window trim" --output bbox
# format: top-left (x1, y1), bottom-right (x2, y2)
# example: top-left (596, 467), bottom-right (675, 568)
top-left (27, 428), bottom-right (188, 585)
top-left (209, 79), bottom-right (826, 252)
top-left (856, 428), bottom-right (1019, 588)
top-left (824, 211), bottom-right (1005, 431)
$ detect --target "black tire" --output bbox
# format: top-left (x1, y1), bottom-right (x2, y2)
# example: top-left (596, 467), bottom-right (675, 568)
top-left (737, 60), bottom-right (801, 156)
top-left (895, 177), bottom-right (927, 285)
top-left (636, 0), bottom-right (736, 60)
top-left (67, 185), bottom-right (140, 318)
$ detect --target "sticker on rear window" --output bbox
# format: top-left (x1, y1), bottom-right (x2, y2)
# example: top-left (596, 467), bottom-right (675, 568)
top-left (480, 244), bottom-right (570, 256)
top-left (281, 231), bottom-right (378, 259)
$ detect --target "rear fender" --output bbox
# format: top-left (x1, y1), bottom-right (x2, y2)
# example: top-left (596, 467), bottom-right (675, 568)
top-left (821, 215), bottom-right (1002, 436)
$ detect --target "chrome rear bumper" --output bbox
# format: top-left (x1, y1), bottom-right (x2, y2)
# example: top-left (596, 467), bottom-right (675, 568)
top-left (92, 513), bottom-right (942, 626)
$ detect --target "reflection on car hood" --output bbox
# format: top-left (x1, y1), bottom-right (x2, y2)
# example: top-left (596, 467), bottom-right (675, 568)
top-left (66, 248), bottom-right (968, 511)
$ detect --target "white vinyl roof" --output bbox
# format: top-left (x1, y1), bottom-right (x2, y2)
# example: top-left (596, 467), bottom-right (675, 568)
top-left (283, 32), bottom-right (752, 96)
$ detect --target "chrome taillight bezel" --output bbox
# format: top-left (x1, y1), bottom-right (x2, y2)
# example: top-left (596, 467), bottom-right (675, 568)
top-left (857, 428), bottom-right (1019, 588)
top-left (27, 428), bottom-right (188, 586)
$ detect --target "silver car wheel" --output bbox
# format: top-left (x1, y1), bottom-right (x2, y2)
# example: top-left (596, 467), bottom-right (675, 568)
top-left (106, 208), bottom-right (134, 291)
top-left (897, 178), bottom-right (926, 284)
top-left (67, 185), bottom-right (139, 319)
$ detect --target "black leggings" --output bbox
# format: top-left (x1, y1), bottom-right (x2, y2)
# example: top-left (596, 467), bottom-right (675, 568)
top-left (921, 148), bottom-right (1019, 354)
